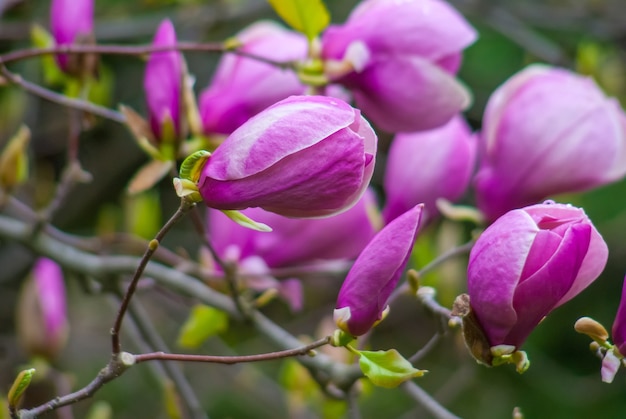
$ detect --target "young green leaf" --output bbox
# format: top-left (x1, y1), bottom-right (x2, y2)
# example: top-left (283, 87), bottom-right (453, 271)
top-left (7, 368), bottom-right (35, 409)
top-left (267, 0), bottom-right (330, 41)
top-left (357, 349), bottom-right (426, 388)
top-left (177, 305), bottom-right (228, 349)
top-left (31, 24), bottom-right (67, 86)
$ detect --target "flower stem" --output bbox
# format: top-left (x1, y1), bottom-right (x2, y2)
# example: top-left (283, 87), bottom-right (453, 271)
top-left (111, 199), bottom-right (194, 354)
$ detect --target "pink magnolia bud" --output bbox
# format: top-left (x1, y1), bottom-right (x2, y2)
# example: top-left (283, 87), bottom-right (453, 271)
top-left (334, 205), bottom-right (423, 336)
top-left (50, 0), bottom-right (94, 71)
top-left (144, 19), bottom-right (183, 141)
top-left (200, 21), bottom-right (308, 135)
top-left (611, 275), bottom-right (626, 357)
top-left (208, 189), bottom-right (380, 268)
top-left (321, 0), bottom-right (476, 132)
top-left (468, 201), bottom-right (608, 350)
top-left (382, 115), bottom-right (476, 224)
top-left (198, 95), bottom-right (377, 218)
top-left (475, 64), bottom-right (626, 222)
top-left (17, 258), bottom-right (69, 361)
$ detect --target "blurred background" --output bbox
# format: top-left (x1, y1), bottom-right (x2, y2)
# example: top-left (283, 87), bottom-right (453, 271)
top-left (2, 0), bottom-right (626, 418)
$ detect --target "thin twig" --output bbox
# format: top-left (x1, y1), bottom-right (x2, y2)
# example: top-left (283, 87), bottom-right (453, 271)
top-left (0, 42), bottom-right (290, 69)
top-left (408, 333), bottom-right (443, 365)
top-left (19, 352), bottom-right (136, 419)
top-left (0, 65), bottom-right (126, 123)
top-left (389, 240), bottom-right (475, 303)
top-left (111, 199), bottom-right (194, 354)
top-left (135, 336), bottom-right (331, 364)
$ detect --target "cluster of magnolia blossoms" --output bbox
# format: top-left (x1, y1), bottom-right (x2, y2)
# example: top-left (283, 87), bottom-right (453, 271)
top-left (48, 0), bottom-right (626, 380)
top-left (196, 0), bottom-right (476, 135)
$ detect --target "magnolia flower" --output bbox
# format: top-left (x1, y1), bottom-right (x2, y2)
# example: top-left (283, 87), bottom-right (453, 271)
top-left (208, 189), bottom-right (380, 268)
top-left (334, 205), bottom-right (423, 336)
top-left (382, 115), bottom-right (476, 224)
top-left (50, 0), bottom-right (94, 72)
top-left (321, 0), bottom-right (476, 132)
top-left (467, 201), bottom-right (608, 354)
top-left (475, 64), bottom-right (626, 221)
top-left (207, 191), bottom-right (380, 311)
top-left (17, 258), bottom-right (69, 361)
top-left (200, 21), bottom-right (308, 135)
top-left (144, 19), bottom-right (183, 142)
top-left (198, 95), bottom-right (377, 218)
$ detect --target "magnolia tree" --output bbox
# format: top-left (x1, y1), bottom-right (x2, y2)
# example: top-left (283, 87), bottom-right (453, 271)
top-left (1, 0), bottom-right (626, 418)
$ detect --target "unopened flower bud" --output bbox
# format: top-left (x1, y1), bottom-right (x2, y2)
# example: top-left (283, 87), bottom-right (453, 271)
top-left (334, 205), bottom-right (423, 336)
top-left (574, 317), bottom-right (609, 343)
top-left (198, 95), bottom-right (377, 218)
top-left (17, 258), bottom-right (68, 361)
top-left (468, 201), bottom-right (608, 351)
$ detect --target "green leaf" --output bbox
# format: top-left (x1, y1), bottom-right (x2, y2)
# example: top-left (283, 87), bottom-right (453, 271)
top-left (177, 305), bottom-right (228, 349)
top-left (0, 397), bottom-right (9, 419)
top-left (31, 24), bottom-right (67, 86)
top-left (267, 0), bottom-right (330, 41)
top-left (124, 189), bottom-right (162, 239)
top-left (7, 368), bottom-right (35, 409)
top-left (357, 349), bottom-right (426, 388)
top-left (0, 125), bottom-right (30, 191)
top-left (221, 209), bottom-right (272, 232)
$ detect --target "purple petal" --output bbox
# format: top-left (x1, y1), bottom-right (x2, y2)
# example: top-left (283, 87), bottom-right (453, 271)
top-left (335, 205), bottom-right (423, 336)
top-left (200, 21), bottom-right (308, 134)
top-left (504, 223), bottom-right (590, 347)
top-left (322, 0), bottom-right (476, 68)
top-left (476, 64), bottom-right (626, 221)
top-left (468, 209), bottom-right (537, 345)
top-left (612, 275), bottom-right (626, 357)
top-left (346, 56), bottom-right (471, 132)
top-left (382, 115), bottom-right (476, 223)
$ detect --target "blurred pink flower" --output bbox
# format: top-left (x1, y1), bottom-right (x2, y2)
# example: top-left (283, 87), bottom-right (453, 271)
top-left (50, 0), bottom-right (94, 71)
top-left (321, 0), bottom-right (476, 132)
top-left (383, 115), bottom-right (476, 223)
top-left (200, 21), bottom-right (307, 135)
top-left (475, 64), bottom-right (626, 221)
